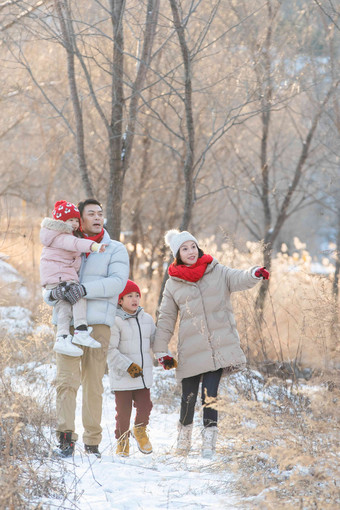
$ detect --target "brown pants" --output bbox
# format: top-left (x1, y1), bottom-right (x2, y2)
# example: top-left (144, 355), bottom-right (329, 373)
top-left (55, 324), bottom-right (111, 445)
top-left (114, 388), bottom-right (153, 439)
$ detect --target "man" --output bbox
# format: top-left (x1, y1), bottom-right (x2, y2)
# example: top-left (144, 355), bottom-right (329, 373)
top-left (45, 198), bottom-right (129, 457)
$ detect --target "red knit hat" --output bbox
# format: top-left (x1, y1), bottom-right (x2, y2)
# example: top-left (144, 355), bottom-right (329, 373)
top-left (52, 200), bottom-right (80, 222)
top-left (119, 280), bottom-right (141, 300)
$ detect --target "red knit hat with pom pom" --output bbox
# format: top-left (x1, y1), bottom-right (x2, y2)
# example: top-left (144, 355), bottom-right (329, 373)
top-left (52, 200), bottom-right (80, 221)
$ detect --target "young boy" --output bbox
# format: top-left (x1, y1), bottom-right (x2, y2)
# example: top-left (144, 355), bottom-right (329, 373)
top-left (107, 280), bottom-right (156, 457)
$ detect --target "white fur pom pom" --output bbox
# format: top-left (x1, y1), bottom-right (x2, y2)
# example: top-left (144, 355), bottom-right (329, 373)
top-left (164, 229), bottom-right (180, 247)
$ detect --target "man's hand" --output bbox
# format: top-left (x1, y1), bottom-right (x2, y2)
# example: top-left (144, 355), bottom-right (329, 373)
top-left (254, 267), bottom-right (270, 280)
top-left (158, 355), bottom-right (178, 370)
top-left (64, 282), bottom-right (87, 305)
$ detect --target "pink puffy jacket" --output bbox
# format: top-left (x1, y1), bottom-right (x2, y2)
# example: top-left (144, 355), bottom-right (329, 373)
top-left (40, 217), bottom-right (95, 286)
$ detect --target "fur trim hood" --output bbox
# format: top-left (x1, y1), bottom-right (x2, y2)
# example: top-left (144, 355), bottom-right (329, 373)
top-left (41, 217), bottom-right (73, 234)
top-left (116, 306), bottom-right (143, 320)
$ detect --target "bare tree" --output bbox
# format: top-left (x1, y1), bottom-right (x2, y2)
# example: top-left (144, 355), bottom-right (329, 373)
top-left (168, 0), bottom-right (195, 231)
top-left (219, 0), bottom-right (339, 319)
top-left (54, 0), bottom-right (160, 238)
top-left (3, 0), bottom-right (159, 238)
top-left (313, 0), bottom-right (340, 30)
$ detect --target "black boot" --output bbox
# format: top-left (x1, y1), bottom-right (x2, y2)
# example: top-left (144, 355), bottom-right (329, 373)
top-left (84, 444), bottom-right (101, 458)
top-left (55, 431), bottom-right (75, 458)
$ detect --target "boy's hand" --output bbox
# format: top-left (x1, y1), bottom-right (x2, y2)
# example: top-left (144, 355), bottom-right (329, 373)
top-left (255, 267), bottom-right (270, 280)
top-left (158, 355), bottom-right (178, 370)
top-left (127, 363), bottom-right (143, 378)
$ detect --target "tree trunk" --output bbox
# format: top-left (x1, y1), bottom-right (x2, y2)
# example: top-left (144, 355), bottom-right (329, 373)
top-left (106, 0), bottom-right (125, 240)
top-left (332, 206), bottom-right (340, 299)
top-left (157, 0), bottom-right (195, 307)
top-left (254, 1), bottom-right (274, 319)
top-left (121, 0), bottom-right (159, 173)
top-left (169, 0), bottom-right (195, 231)
top-left (130, 134), bottom-right (151, 279)
top-left (255, 80), bottom-right (339, 316)
top-left (106, 0), bottom-right (158, 239)
top-left (55, 0), bottom-right (94, 197)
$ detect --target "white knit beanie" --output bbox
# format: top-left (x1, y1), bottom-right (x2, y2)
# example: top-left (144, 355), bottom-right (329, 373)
top-left (164, 229), bottom-right (199, 258)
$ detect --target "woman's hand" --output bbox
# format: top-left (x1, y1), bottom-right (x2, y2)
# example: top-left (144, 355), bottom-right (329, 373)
top-left (158, 355), bottom-right (178, 370)
top-left (255, 267), bottom-right (270, 280)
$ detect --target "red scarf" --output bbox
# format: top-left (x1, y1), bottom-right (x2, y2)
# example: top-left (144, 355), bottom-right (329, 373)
top-left (168, 254), bottom-right (213, 282)
top-left (81, 228), bottom-right (105, 257)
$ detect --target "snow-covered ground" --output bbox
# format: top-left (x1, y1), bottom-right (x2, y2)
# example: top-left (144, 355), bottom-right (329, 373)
top-left (2, 256), bottom-right (338, 509)
top-left (7, 363), bottom-right (242, 509)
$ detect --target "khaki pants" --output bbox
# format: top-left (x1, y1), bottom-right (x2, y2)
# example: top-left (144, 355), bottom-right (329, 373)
top-left (55, 324), bottom-right (111, 445)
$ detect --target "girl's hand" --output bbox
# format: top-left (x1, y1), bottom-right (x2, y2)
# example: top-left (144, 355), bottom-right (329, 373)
top-left (158, 355), bottom-right (178, 370)
top-left (91, 243), bottom-right (107, 253)
top-left (64, 282), bottom-right (86, 304)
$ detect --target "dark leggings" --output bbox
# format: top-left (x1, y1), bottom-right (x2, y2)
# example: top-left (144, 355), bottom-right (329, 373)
top-left (180, 369), bottom-right (222, 428)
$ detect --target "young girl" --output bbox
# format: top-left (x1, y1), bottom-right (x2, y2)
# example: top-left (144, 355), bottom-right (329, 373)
top-left (40, 200), bottom-right (106, 357)
top-left (154, 229), bottom-right (269, 458)
top-left (107, 280), bottom-right (156, 457)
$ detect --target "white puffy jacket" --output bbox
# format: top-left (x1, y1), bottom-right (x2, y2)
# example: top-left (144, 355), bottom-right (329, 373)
top-left (108, 306), bottom-right (156, 391)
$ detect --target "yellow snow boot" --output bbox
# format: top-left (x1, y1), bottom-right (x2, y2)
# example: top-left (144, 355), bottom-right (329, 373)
top-left (132, 425), bottom-right (153, 454)
top-left (116, 435), bottom-right (129, 457)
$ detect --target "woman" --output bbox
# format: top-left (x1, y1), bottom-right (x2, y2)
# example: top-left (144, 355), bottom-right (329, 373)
top-left (154, 229), bottom-right (269, 458)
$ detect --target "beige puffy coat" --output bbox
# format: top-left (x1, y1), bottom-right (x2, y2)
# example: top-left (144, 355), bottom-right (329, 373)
top-left (154, 258), bottom-right (260, 381)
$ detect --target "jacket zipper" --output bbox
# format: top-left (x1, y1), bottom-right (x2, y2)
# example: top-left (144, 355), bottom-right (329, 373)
top-left (136, 316), bottom-right (147, 389)
top-left (78, 252), bottom-right (87, 282)
top-left (197, 282), bottom-right (217, 370)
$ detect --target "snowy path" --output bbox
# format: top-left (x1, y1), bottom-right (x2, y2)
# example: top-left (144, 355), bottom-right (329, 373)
top-left (39, 366), bottom-right (242, 509)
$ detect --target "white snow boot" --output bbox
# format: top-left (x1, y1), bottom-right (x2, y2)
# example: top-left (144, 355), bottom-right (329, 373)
top-left (53, 335), bottom-right (83, 356)
top-left (73, 327), bottom-right (101, 348)
top-left (201, 426), bottom-right (218, 459)
top-left (176, 422), bottom-right (193, 455)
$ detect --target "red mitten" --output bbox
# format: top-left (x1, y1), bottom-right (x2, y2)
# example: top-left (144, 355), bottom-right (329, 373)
top-left (158, 355), bottom-right (178, 370)
top-left (255, 266), bottom-right (270, 280)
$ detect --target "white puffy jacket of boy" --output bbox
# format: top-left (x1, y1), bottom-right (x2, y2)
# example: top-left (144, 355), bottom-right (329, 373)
top-left (108, 306), bottom-right (156, 391)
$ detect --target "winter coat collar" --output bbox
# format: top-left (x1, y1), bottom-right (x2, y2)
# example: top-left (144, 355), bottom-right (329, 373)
top-left (116, 306), bottom-right (143, 320)
top-left (100, 228), bottom-right (111, 244)
top-left (41, 217), bottom-right (73, 234)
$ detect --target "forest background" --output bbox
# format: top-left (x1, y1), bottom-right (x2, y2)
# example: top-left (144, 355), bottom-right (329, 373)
top-left (0, 1), bottom-right (339, 508)
top-left (1, 0), bottom-right (339, 371)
